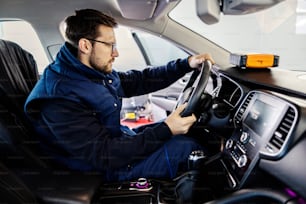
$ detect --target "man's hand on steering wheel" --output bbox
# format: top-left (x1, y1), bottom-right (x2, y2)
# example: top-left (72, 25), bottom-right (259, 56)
top-left (177, 54), bottom-right (214, 118)
top-left (164, 103), bottom-right (197, 136)
top-left (164, 53), bottom-right (215, 136)
top-left (188, 53), bottom-right (215, 70)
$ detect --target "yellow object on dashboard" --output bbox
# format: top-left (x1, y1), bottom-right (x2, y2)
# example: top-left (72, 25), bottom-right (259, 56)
top-left (230, 53), bottom-right (279, 68)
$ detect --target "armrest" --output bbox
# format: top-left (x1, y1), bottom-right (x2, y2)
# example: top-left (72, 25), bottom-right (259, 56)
top-left (17, 170), bottom-right (103, 204)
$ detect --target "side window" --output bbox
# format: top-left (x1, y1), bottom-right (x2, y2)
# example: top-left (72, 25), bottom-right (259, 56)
top-left (133, 31), bottom-right (189, 66)
top-left (114, 26), bottom-right (189, 70)
top-left (112, 26), bottom-right (147, 71)
top-left (0, 20), bottom-right (49, 74)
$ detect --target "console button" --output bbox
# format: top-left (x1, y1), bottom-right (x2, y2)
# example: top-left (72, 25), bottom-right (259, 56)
top-left (225, 139), bottom-right (234, 149)
top-left (238, 154), bottom-right (248, 168)
top-left (240, 132), bottom-right (249, 144)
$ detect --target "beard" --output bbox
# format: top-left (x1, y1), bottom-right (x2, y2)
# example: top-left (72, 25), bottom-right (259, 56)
top-left (90, 57), bottom-right (114, 74)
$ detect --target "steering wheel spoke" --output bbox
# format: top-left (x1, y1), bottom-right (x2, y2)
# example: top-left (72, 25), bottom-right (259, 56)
top-left (176, 60), bottom-right (213, 117)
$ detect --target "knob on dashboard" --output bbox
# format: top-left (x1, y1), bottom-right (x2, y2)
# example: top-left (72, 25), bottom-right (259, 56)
top-left (238, 154), bottom-right (248, 168)
top-left (240, 132), bottom-right (250, 144)
top-left (225, 139), bottom-right (234, 149)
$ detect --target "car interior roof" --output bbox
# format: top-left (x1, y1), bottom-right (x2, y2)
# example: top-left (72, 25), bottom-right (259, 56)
top-left (0, 0), bottom-right (231, 68)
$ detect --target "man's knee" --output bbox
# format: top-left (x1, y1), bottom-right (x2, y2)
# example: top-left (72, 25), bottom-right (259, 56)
top-left (165, 136), bottom-right (203, 158)
top-left (167, 135), bottom-right (200, 149)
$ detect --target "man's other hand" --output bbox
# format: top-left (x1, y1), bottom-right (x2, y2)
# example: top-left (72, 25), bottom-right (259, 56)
top-left (164, 103), bottom-right (196, 135)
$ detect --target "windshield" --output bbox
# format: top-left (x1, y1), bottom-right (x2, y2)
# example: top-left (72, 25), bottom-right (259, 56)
top-left (170, 0), bottom-right (306, 71)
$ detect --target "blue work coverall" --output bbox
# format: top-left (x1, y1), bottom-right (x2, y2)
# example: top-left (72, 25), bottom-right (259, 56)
top-left (24, 42), bottom-right (203, 181)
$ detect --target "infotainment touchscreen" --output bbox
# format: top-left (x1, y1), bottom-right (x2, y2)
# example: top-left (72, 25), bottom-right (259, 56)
top-left (244, 99), bottom-right (279, 137)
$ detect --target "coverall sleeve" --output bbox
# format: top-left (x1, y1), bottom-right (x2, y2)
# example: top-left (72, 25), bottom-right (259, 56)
top-left (39, 99), bottom-right (173, 171)
top-left (118, 58), bottom-right (192, 97)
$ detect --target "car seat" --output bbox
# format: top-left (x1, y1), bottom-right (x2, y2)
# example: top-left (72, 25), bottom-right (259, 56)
top-left (0, 39), bottom-right (102, 204)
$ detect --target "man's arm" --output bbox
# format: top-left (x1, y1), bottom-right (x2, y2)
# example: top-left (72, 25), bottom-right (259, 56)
top-left (39, 99), bottom-right (173, 170)
top-left (118, 54), bottom-right (214, 97)
top-left (118, 58), bottom-right (192, 97)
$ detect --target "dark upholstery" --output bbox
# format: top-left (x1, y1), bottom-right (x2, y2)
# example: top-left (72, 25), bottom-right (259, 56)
top-left (0, 39), bottom-right (103, 204)
top-left (0, 39), bottom-right (49, 168)
top-left (0, 39), bottom-right (39, 114)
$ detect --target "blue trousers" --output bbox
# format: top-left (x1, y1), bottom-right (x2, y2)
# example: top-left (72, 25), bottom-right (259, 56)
top-left (105, 135), bottom-right (204, 182)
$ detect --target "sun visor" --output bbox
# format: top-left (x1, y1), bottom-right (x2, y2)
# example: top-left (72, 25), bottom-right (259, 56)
top-left (116, 0), bottom-right (158, 20)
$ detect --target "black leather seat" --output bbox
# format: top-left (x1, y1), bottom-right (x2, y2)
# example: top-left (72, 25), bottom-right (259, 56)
top-left (0, 39), bottom-right (46, 168)
top-left (0, 39), bottom-right (102, 204)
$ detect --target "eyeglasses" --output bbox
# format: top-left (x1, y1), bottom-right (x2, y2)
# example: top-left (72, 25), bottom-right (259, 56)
top-left (86, 38), bottom-right (117, 52)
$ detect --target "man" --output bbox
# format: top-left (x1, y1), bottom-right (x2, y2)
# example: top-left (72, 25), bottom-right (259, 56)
top-left (24, 9), bottom-right (214, 181)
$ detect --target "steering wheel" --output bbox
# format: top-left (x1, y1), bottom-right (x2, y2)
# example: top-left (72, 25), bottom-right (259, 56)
top-left (176, 59), bottom-right (212, 117)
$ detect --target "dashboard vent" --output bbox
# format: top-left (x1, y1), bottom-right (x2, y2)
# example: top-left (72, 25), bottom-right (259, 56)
top-left (235, 92), bottom-right (255, 124)
top-left (269, 107), bottom-right (296, 150)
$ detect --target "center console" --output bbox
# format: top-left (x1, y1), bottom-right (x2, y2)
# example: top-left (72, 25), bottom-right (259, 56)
top-left (97, 150), bottom-right (211, 203)
top-left (98, 178), bottom-right (158, 203)
top-left (221, 91), bottom-right (298, 189)
top-left (97, 171), bottom-right (207, 204)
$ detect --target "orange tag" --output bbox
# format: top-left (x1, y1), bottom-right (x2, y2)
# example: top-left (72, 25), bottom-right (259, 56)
top-left (246, 54), bottom-right (278, 68)
top-left (230, 53), bottom-right (279, 68)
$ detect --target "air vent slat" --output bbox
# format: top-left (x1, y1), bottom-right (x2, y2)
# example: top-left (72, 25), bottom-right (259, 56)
top-left (270, 138), bottom-right (283, 149)
top-left (284, 118), bottom-right (292, 123)
top-left (269, 107), bottom-right (295, 150)
top-left (235, 92), bottom-right (255, 124)
top-left (279, 126), bottom-right (290, 133)
top-left (272, 135), bottom-right (284, 143)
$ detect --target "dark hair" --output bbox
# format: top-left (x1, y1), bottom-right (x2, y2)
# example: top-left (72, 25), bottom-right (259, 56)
top-left (65, 9), bottom-right (118, 46)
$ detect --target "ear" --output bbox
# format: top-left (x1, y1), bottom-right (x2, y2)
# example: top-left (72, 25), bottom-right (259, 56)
top-left (78, 38), bottom-right (92, 54)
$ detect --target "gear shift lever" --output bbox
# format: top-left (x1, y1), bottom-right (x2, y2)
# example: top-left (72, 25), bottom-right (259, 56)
top-left (188, 150), bottom-right (206, 170)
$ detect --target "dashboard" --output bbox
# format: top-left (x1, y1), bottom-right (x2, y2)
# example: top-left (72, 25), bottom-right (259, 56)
top-left (203, 69), bottom-right (306, 202)
top-left (223, 91), bottom-right (298, 189)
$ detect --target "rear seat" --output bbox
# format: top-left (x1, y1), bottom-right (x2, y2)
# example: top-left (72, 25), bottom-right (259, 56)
top-left (0, 39), bottom-right (102, 204)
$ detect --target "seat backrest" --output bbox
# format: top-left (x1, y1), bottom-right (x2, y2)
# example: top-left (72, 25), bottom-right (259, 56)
top-left (0, 39), bottom-right (39, 115)
top-left (0, 39), bottom-right (49, 169)
top-left (0, 40), bottom-right (105, 204)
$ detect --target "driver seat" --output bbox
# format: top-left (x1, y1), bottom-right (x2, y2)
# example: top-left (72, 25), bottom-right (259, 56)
top-left (0, 39), bottom-right (102, 204)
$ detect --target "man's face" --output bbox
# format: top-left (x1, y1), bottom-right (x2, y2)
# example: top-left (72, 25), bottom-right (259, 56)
top-left (88, 25), bottom-right (119, 74)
